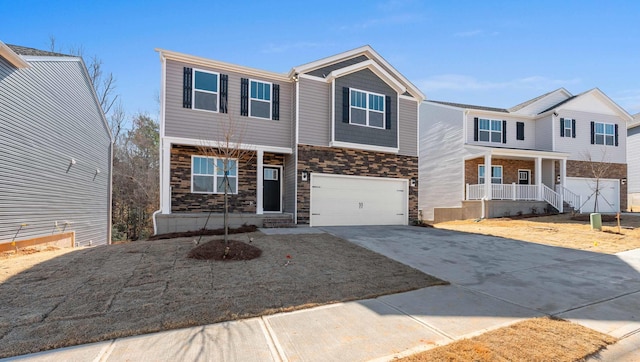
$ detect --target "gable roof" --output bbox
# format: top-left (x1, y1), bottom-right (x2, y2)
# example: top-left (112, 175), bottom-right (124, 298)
top-left (290, 45), bottom-right (425, 102)
top-left (538, 88), bottom-right (633, 121)
top-left (630, 113), bottom-right (640, 129)
top-left (6, 44), bottom-right (68, 57)
top-left (509, 88), bottom-right (572, 114)
top-left (0, 41), bottom-right (29, 68)
top-left (428, 100), bottom-right (509, 113)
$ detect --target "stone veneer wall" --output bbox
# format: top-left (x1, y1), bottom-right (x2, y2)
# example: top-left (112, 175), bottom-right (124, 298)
top-left (564, 160), bottom-right (627, 211)
top-left (465, 158), bottom-right (536, 186)
top-left (170, 145), bottom-right (285, 213)
top-left (296, 144), bottom-right (418, 224)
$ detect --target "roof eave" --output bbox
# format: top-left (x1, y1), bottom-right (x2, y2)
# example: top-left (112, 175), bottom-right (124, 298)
top-left (0, 41), bottom-right (29, 68)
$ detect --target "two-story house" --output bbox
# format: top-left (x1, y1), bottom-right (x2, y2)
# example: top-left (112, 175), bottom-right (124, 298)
top-left (628, 113), bottom-right (640, 211)
top-left (154, 46), bottom-right (424, 233)
top-left (419, 88), bottom-right (632, 222)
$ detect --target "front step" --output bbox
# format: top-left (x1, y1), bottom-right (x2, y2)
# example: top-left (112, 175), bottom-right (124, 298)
top-left (262, 215), bottom-right (295, 228)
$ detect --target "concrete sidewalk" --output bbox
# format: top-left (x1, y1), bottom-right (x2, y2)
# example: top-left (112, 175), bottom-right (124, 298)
top-left (3, 285), bottom-right (541, 362)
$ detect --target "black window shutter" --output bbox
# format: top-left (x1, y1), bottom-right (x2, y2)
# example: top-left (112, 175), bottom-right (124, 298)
top-left (572, 119), bottom-right (576, 138)
top-left (502, 120), bottom-right (507, 143)
top-left (615, 124), bottom-right (619, 146)
top-left (560, 118), bottom-right (565, 137)
top-left (220, 74), bottom-right (228, 114)
top-left (473, 117), bottom-right (479, 141)
top-left (590, 121), bottom-right (595, 144)
top-left (183, 67), bottom-right (192, 108)
top-left (240, 78), bottom-right (249, 116)
top-left (385, 95), bottom-right (392, 129)
top-left (516, 122), bottom-right (524, 140)
top-left (272, 84), bottom-right (280, 120)
top-left (342, 87), bottom-right (349, 123)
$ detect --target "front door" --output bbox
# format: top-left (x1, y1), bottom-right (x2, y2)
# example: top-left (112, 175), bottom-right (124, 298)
top-left (263, 166), bottom-right (281, 212)
top-left (518, 170), bottom-right (530, 185)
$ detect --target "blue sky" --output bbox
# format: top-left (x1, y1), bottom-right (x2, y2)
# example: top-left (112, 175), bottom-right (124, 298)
top-left (3, 0), bottom-right (640, 122)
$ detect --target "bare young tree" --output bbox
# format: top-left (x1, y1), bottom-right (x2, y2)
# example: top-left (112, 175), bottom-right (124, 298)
top-left (197, 115), bottom-right (254, 244)
top-left (579, 149), bottom-right (616, 213)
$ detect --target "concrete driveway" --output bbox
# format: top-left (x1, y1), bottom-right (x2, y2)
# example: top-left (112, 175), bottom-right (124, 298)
top-left (321, 225), bottom-right (640, 340)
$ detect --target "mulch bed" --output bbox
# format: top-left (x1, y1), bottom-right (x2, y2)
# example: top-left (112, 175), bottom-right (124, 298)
top-left (148, 224), bottom-right (258, 241)
top-left (187, 239), bottom-right (262, 261)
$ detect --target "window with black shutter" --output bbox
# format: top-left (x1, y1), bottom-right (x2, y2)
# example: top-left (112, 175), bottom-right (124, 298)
top-left (240, 78), bottom-right (249, 116)
top-left (516, 122), bottom-right (525, 140)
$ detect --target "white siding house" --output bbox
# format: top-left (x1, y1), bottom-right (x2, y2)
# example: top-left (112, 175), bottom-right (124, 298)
top-left (419, 88), bottom-right (632, 222)
top-left (0, 41), bottom-right (112, 247)
top-left (628, 114), bottom-right (640, 211)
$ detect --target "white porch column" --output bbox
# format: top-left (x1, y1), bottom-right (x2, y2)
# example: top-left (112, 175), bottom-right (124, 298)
top-left (160, 140), bottom-right (171, 214)
top-left (535, 156), bottom-right (543, 200)
top-left (560, 159), bottom-right (567, 187)
top-left (484, 153), bottom-right (492, 200)
top-left (256, 149), bottom-right (264, 214)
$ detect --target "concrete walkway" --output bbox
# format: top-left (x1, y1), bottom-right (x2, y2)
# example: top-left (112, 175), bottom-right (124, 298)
top-left (4, 225), bottom-right (640, 361)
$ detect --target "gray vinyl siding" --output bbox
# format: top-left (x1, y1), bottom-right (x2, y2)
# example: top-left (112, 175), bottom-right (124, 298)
top-left (0, 57), bottom-right (111, 246)
top-left (398, 97), bottom-right (418, 156)
top-left (298, 77), bottom-right (330, 146)
top-left (553, 109), bottom-right (627, 162)
top-left (307, 55), bottom-right (368, 78)
top-left (535, 115), bottom-right (553, 151)
top-left (334, 69), bottom-right (397, 148)
top-left (164, 59), bottom-right (292, 148)
top-left (419, 102), bottom-right (468, 220)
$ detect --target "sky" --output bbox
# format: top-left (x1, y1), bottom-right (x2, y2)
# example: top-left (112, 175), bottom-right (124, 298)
top-left (3, 0), bottom-right (640, 124)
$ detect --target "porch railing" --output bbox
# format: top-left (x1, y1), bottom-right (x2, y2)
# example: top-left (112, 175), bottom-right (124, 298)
top-left (542, 184), bottom-right (562, 213)
top-left (466, 183), bottom-right (539, 201)
top-left (555, 184), bottom-right (582, 212)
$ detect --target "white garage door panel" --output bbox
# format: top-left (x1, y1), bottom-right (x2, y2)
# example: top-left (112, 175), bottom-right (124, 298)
top-left (311, 174), bottom-right (408, 226)
top-left (566, 177), bottom-right (619, 213)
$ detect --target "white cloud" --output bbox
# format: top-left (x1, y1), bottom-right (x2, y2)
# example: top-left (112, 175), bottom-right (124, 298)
top-left (613, 89), bottom-right (640, 114)
top-left (417, 74), bottom-right (581, 92)
top-left (338, 13), bottom-right (423, 31)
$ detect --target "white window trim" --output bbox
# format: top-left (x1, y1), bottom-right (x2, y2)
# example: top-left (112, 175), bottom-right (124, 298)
top-left (594, 121), bottom-right (615, 146)
top-left (563, 118), bottom-right (573, 138)
top-left (349, 88), bottom-right (386, 129)
top-left (191, 155), bottom-right (239, 194)
top-left (249, 79), bottom-right (272, 120)
top-left (192, 68), bottom-right (220, 113)
top-left (478, 118), bottom-right (503, 143)
top-left (478, 165), bottom-right (503, 184)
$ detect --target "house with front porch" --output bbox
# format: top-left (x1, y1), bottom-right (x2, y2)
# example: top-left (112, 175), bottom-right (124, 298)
top-left (419, 88), bottom-right (632, 222)
top-left (154, 46), bottom-right (424, 233)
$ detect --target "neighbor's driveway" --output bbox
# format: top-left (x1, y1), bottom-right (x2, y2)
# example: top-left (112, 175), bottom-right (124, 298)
top-left (321, 225), bottom-right (640, 339)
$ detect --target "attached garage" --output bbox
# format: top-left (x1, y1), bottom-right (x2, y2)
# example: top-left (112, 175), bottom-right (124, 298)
top-left (565, 177), bottom-right (620, 213)
top-left (309, 174), bottom-right (408, 227)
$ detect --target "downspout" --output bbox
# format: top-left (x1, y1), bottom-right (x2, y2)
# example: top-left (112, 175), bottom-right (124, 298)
top-left (152, 52), bottom-right (167, 235)
top-left (108, 138), bottom-right (113, 244)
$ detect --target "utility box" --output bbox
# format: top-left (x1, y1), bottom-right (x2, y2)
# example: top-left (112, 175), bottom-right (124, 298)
top-left (590, 213), bottom-right (602, 231)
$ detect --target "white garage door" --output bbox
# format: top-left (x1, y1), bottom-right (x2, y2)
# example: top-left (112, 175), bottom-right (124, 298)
top-left (565, 177), bottom-right (619, 213)
top-left (310, 174), bottom-right (408, 227)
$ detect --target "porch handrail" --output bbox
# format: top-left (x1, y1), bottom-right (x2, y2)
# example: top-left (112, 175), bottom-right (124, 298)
top-left (467, 183), bottom-right (485, 200)
top-left (542, 184), bottom-right (563, 213)
top-left (555, 185), bottom-right (582, 212)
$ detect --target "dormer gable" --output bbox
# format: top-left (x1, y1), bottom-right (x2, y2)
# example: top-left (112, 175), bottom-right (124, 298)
top-left (544, 88), bottom-right (633, 121)
top-left (290, 45), bottom-right (425, 102)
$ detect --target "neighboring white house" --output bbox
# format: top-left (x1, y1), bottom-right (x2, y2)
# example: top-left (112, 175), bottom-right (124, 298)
top-left (0, 41), bottom-right (112, 247)
top-left (419, 88), bottom-right (632, 222)
top-left (628, 113), bottom-right (640, 211)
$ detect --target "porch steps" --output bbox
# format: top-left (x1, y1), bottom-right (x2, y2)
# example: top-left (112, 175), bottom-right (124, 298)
top-left (262, 215), bottom-right (295, 228)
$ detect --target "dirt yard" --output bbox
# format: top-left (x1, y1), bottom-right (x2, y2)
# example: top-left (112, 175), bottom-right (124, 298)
top-left (0, 231), bottom-right (444, 358)
top-left (433, 213), bottom-right (640, 254)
